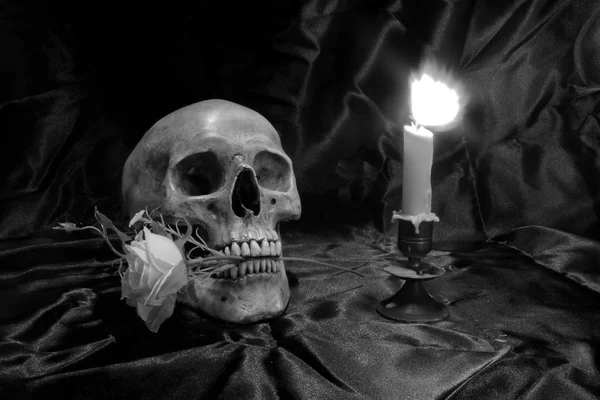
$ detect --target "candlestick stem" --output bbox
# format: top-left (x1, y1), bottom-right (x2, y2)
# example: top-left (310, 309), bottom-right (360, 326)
top-left (376, 219), bottom-right (448, 323)
top-left (407, 257), bottom-right (421, 271)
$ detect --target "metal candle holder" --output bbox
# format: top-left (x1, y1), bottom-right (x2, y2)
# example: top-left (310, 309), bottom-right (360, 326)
top-left (376, 219), bottom-right (448, 323)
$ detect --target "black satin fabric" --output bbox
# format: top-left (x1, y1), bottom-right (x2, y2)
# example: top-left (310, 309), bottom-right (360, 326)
top-left (2, 0), bottom-right (600, 399)
top-left (1, 226), bottom-right (599, 399)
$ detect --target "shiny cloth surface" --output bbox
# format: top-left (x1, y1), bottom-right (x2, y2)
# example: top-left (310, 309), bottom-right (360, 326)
top-left (1, 0), bottom-right (600, 399)
top-left (1, 225), bottom-right (599, 399)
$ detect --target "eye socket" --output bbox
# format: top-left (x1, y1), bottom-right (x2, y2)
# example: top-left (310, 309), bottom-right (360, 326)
top-left (173, 152), bottom-right (223, 196)
top-left (254, 151), bottom-right (292, 191)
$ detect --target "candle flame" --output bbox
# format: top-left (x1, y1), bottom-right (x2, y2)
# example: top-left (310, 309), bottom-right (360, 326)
top-left (411, 74), bottom-right (460, 128)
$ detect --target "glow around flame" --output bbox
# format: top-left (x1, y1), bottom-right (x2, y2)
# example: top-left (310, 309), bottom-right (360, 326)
top-left (411, 74), bottom-right (460, 128)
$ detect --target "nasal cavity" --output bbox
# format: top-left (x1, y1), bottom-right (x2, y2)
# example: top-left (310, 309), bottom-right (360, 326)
top-left (232, 168), bottom-right (261, 218)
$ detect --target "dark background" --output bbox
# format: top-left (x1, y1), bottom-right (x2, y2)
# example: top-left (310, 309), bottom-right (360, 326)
top-left (1, 1), bottom-right (599, 399)
top-left (3, 0), bottom-right (598, 244)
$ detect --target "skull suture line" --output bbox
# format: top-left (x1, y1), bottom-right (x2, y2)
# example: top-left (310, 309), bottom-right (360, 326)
top-left (121, 99), bottom-right (301, 323)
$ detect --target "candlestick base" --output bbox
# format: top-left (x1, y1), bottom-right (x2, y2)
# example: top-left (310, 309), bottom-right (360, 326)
top-left (376, 218), bottom-right (448, 323)
top-left (376, 263), bottom-right (448, 323)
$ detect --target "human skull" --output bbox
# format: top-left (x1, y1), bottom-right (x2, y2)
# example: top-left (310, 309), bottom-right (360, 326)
top-left (121, 99), bottom-right (301, 323)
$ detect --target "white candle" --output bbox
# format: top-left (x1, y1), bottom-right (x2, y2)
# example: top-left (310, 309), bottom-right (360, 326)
top-left (402, 123), bottom-right (434, 215)
top-left (393, 73), bottom-right (460, 231)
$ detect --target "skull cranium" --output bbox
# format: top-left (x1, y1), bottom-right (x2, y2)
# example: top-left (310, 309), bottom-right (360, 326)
top-left (121, 99), bottom-right (301, 323)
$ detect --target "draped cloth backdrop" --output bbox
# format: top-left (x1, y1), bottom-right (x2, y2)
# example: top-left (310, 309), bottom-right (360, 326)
top-left (1, 1), bottom-right (599, 399)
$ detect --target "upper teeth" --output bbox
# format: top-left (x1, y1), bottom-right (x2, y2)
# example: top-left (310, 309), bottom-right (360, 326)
top-left (222, 239), bottom-right (282, 258)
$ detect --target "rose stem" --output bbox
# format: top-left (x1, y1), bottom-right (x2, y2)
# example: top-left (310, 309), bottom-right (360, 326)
top-left (187, 255), bottom-right (365, 277)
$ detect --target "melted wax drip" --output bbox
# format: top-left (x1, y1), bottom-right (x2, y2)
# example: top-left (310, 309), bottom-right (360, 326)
top-left (391, 211), bottom-right (439, 234)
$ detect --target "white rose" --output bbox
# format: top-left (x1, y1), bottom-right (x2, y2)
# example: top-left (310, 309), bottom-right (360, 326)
top-left (121, 227), bottom-right (187, 332)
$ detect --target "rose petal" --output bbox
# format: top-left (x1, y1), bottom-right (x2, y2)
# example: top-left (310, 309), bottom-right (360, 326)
top-left (136, 301), bottom-right (152, 321)
top-left (130, 257), bottom-right (147, 284)
top-left (136, 295), bottom-right (176, 333)
top-left (139, 258), bottom-right (155, 295)
top-left (144, 259), bottom-right (187, 305)
top-left (143, 256), bottom-right (164, 290)
top-left (126, 242), bottom-right (149, 264)
top-left (144, 268), bottom-right (174, 306)
top-left (121, 254), bottom-right (147, 299)
top-left (143, 227), bottom-right (183, 273)
top-left (123, 253), bottom-right (141, 274)
top-left (159, 260), bottom-right (188, 295)
top-left (121, 251), bottom-right (154, 300)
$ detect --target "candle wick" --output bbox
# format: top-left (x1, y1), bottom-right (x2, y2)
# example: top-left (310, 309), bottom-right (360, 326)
top-left (409, 117), bottom-right (421, 130)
